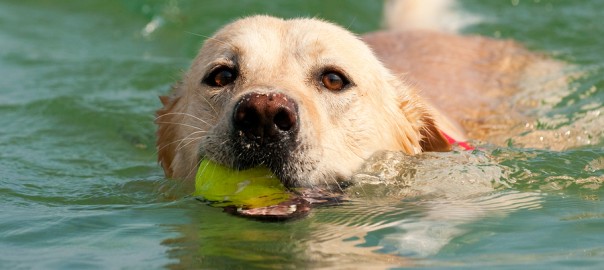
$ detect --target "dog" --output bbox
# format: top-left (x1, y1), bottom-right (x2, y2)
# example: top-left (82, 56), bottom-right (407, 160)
top-left (156, 10), bottom-right (541, 188)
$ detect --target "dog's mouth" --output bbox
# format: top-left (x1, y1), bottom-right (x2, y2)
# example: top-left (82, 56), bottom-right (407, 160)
top-left (230, 132), bottom-right (301, 187)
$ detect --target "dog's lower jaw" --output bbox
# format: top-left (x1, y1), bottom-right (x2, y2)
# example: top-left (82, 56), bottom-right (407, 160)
top-left (201, 140), bottom-right (348, 189)
top-left (230, 143), bottom-right (321, 188)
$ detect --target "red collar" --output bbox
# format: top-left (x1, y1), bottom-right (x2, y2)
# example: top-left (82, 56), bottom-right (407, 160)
top-left (441, 131), bottom-right (474, 151)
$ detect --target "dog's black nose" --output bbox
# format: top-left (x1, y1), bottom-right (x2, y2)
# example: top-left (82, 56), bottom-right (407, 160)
top-left (233, 92), bottom-right (298, 143)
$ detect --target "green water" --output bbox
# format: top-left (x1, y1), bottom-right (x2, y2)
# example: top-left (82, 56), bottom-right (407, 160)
top-left (1, 0), bottom-right (602, 269)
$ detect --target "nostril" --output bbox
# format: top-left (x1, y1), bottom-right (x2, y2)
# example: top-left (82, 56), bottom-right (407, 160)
top-left (234, 102), bottom-right (265, 140)
top-left (273, 107), bottom-right (296, 131)
top-left (235, 106), bottom-right (259, 130)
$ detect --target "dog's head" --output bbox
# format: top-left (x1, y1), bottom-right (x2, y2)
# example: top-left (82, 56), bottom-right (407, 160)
top-left (156, 16), bottom-right (450, 187)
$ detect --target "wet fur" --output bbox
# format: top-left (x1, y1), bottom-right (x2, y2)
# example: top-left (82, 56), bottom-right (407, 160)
top-left (156, 14), bottom-right (537, 187)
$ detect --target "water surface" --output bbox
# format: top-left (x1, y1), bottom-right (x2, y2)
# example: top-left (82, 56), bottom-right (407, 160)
top-left (1, 0), bottom-right (602, 269)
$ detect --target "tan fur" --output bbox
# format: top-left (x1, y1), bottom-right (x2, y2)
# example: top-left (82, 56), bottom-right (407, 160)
top-left (155, 15), bottom-right (538, 187)
top-left (363, 31), bottom-right (538, 141)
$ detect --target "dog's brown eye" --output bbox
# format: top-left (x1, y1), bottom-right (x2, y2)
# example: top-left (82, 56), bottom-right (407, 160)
top-left (321, 72), bottom-right (349, 91)
top-left (204, 66), bottom-right (237, 87)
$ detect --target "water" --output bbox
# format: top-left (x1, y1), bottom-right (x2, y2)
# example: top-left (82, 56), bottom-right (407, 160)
top-left (1, 0), bottom-right (602, 269)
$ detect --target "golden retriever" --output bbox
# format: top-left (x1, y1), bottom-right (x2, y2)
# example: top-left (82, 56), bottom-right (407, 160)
top-left (156, 10), bottom-right (540, 188)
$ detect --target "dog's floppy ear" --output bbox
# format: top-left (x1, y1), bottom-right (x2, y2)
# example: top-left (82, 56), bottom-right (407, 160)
top-left (419, 115), bottom-right (452, 152)
top-left (395, 82), bottom-right (452, 153)
top-left (155, 83), bottom-right (184, 178)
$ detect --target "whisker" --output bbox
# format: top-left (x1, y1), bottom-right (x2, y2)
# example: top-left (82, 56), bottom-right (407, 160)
top-left (155, 112), bottom-right (212, 126)
top-left (175, 136), bottom-right (204, 152)
top-left (198, 95), bottom-right (219, 116)
top-left (156, 137), bottom-right (203, 157)
top-left (180, 130), bottom-right (208, 142)
top-left (185, 31), bottom-right (235, 50)
top-left (154, 130), bottom-right (218, 156)
top-left (155, 121), bottom-right (205, 132)
top-left (186, 154), bottom-right (207, 182)
top-left (171, 132), bottom-right (207, 154)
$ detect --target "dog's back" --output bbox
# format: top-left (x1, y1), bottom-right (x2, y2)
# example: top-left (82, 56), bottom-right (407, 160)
top-left (368, 0), bottom-right (564, 142)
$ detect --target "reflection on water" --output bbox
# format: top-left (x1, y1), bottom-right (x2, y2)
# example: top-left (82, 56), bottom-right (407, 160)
top-left (164, 197), bottom-right (549, 269)
top-left (376, 191), bottom-right (542, 257)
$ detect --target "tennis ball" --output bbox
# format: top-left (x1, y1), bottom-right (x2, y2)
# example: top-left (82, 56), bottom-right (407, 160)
top-left (193, 159), bottom-right (291, 208)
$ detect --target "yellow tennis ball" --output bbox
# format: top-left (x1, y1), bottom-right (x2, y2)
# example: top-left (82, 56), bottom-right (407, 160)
top-left (193, 159), bottom-right (291, 208)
